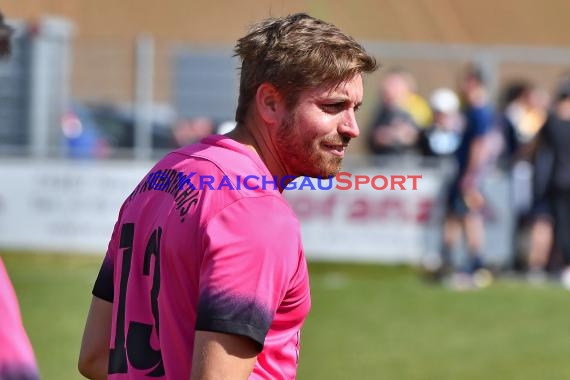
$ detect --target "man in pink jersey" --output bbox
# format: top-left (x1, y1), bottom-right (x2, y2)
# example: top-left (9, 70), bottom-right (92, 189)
top-left (0, 261), bottom-right (40, 380)
top-left (0, 12), bottom-right (40, 380)
top-left (79, 13), bottom-right (377, 379)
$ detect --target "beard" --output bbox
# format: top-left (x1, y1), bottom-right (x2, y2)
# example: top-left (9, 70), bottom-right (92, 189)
top-left (275, 113), bottom-right (349, 178)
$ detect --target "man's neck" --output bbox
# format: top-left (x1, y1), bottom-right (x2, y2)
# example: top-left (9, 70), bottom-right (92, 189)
top-left (226, 122), bottom-right (293, 192)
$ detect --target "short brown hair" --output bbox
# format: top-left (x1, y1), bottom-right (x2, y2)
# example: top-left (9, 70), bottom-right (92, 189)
top-left (234, 13), bottom-right (377, 123)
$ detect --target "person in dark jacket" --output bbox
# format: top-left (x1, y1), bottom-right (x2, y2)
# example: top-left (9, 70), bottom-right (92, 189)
top-left (534, 79), bottom-right (570, 288)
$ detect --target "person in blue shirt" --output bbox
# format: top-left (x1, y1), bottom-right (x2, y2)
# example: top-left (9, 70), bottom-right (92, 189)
top-left (439, 65), bottom-right (496, 280)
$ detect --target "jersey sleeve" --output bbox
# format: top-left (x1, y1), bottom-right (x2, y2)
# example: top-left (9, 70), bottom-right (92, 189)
top-left (92, 203), bottom-right (127, 302)
top-left (196, 196), bottom-right (301, 350)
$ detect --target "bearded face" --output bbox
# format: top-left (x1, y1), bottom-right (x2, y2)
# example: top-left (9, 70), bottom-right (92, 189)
top-left (274, 74), bottom-right (364, 179)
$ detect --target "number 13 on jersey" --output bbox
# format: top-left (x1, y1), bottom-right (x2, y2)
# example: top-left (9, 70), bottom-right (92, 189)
top-left (109, 223), bottom-right (164, 377)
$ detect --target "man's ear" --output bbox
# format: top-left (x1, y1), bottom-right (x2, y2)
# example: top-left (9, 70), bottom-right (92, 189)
top-left (255, 82), bottom-right (286, 126)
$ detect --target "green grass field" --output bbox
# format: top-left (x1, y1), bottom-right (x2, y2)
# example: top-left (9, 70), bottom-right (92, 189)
top-left (3, 252), bottom-right (570, 380)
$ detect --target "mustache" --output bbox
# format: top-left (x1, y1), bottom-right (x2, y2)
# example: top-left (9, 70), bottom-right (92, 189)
top-left (322, 134), bottom-right (351, 146)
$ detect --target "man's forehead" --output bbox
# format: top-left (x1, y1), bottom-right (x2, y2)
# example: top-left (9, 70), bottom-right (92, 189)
top-left (310, 75), bottom-right (364, 99)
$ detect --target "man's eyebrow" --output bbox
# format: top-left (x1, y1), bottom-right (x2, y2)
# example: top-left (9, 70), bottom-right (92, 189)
top-left (331, 99), bottom-right (363, 108)
top-left (320, 96), bottom-right (362, 106)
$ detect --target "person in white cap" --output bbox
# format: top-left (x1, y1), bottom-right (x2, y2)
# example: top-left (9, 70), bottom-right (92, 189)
top-left (419, 88), bottom-right (463, 157)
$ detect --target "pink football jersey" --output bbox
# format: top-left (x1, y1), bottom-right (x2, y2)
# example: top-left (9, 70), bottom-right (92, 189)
top-left (93, 135), bottom-right (311, 379)
top-left (0, 258), bottom-right (39, 380)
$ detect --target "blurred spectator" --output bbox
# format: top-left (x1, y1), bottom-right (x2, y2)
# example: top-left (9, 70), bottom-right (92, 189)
top-left (501, 81), bottom-right (548, 162)
top-left (399, 69), bottom-right (433, 129)
top-left (61, 102), bottom-right (112, 159)
top-left (0, 10), bottom-right (40, 380)
top-left (419, 88), bottom-right (463, 158)
top-left (533, 78), bottom-right (570, 289)
top-left (525, 207), bottom-right (554, 283)
top-left (173, 116), bottom-right (215, 147)
top-left (0, 11), bottom-right (10, 57)
top-left (498, 81), bottom-right (552, 281)
top-left (438, 64), bottom-right (496, 280)
top-left (368, 68), bottom-right (429, 155)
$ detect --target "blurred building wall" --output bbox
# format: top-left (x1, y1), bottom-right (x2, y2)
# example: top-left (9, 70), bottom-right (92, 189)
top-left (4, 0), bottom-right (570, 45)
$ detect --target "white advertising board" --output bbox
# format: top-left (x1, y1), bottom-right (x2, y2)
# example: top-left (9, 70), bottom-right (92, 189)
top-left (0, 160), bottom-right (513, 265)
top-left (284, 168), bottom-right (443, 263)
top-left (0, 159), bottom-right (150, 253)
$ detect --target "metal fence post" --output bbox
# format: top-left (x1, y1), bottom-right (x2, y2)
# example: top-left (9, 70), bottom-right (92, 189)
top-left (28, 17), bottom-right (73, 158)
top-left (134, 35), bottom-right (154, 160)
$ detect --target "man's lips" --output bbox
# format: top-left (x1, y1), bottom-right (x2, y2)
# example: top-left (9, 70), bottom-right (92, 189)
top-left (323, 143), bottom-right (348, 156)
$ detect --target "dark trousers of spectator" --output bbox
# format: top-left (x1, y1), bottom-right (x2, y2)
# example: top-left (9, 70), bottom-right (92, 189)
top-left (552, 191), bottom-right (570, 266)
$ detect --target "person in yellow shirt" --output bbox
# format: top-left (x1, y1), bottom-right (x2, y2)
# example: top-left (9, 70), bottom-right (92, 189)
top-left (368, 67), bottom-right (432, 156)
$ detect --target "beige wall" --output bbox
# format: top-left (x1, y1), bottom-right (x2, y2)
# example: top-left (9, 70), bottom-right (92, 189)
top-left (4, 0), bottom-right (570, 45)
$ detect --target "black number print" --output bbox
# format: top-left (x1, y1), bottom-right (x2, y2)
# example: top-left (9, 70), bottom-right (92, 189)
top-left (109, 223), bottom-right (164, 377)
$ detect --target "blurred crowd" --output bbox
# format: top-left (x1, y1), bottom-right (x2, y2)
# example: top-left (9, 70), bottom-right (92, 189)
top-left (368, 64), bottom-right (570, 288)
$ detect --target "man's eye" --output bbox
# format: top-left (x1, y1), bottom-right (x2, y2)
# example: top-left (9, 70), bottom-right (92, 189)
top-left (321, 104), bottom-right (343, 113)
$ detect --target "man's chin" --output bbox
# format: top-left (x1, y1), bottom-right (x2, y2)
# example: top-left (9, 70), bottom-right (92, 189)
top-left (293, 155), bottom-right (342, 179)
top-left (322, 161), bottom-right (344, 178)
top-left (306, 166), bottom-right (342, 179)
